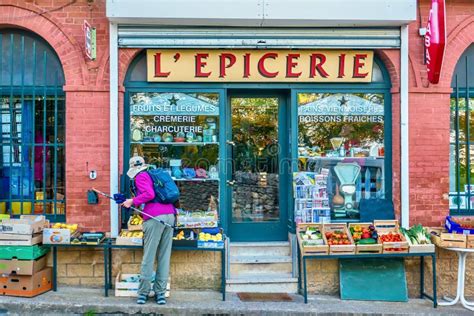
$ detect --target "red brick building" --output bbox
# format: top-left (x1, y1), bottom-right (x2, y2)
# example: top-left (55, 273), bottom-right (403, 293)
top-left (1, 0), bottom-right (474, 296)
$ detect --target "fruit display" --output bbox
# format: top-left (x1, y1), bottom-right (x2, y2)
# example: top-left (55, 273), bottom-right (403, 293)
top-left (120, 230), bottom-right (143, 238)
top-left (173, 230), bottom-right (195, 241)
top-left (300, 226), bottom-right (324, 246)
top-left (129, 214), bottom-right (143, 226)
top-left (379, 232), bottom-right (403, 243)
top-left (197, 228), bottom-right (224, 249)
top-left (198, 231), bottom-right (223, 242)
top-left (51, 223), bottom-right (78, 233)
top-left (325, 230), bottom-right (352, 245)
top-left (350, 225), bottom-right (378, 245)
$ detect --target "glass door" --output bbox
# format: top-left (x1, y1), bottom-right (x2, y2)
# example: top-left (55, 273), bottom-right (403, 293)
top-left (227, 93), bottom-right (289, 241)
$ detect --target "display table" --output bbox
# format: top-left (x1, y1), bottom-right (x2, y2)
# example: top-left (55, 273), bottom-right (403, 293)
top-left (105, 238), bottom-right (227, 301)
top-left (297, 246), bottom-right (437, 307)
top-left (438, 247), bottom-right (474, 311)
top-left (51, 242), bottom-right (109, 296)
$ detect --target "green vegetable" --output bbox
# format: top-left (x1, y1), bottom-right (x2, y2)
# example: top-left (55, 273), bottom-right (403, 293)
top-left (357, 238), bottom-right (376, 245)
top-left (401, 224), bottom-right (432, 245)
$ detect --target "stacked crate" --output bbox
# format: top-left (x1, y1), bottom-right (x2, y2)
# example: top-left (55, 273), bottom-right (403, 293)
top-left (0, 215), bottom-right (52, 297)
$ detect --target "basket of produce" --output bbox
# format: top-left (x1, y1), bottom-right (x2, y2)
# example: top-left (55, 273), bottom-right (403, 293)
top-left (374, 220), bottom-right (409, 253)
top-left (172, 229), bottom-right (197, 247)
top-left (400, 224), bottom-right (435, 253)
top-left (127, 214), bottom-right (143, 231)
top-left (323, 223), bottom-right (355, 255)
top-left (296, 224), bottom-right (328, 256)
top-left (429, 227), bottom-right (467, 248)
top-left (445, 216), bottom-right (474, 235)
top-left (349, 223), bottom-right (382, 254)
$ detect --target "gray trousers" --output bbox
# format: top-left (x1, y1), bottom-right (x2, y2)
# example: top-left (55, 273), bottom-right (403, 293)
top-left (138, 214), bottom-right (175, 296)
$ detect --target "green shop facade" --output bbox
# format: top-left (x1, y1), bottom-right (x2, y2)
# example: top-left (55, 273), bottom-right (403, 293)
top-left (122, 48), bottom-right (393, 242)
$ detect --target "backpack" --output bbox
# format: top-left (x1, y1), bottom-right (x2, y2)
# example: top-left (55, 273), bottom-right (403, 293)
top-left (133, 168), bottom-right (180, 204)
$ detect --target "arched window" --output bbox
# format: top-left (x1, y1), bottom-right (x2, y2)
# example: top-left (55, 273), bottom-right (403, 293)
top-left (450, 44), bottom-right (474, 215)
top-left (0, 29), bottom-right (66, 221)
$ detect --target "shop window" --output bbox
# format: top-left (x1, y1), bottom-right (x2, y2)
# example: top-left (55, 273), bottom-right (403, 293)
top-left (450, 44), bottom-right (474, 215)
top-left (128, 92), bottom-right (220, 220)
top-left (0, 30), bottom-right (66, 220)
top-left (296, 92), bottom-right (386, 222)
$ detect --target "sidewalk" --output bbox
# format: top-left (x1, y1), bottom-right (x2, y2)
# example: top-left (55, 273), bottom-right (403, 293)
top-left (0, 287), bottom-right (470, 315)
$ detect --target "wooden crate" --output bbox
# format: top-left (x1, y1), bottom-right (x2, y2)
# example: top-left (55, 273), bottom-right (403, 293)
top-left (115, 272), bottom-right (170, 298)
top-left (374, 220), bottom-right (409, 254)
top-left (0, 233), bottom-right (42, 246)
top-left (348, 223), bottom-right (382, 254)
top-left (468, 235), bottom-right (474, 249)
top-left (296, 223), bottom-right (328, 256)
top-left (323, 223), bottom-right (355, 255)
top-left (401, 229), bottom-right (435, 253)
top-left (429, 227), bottom-right (467, 248)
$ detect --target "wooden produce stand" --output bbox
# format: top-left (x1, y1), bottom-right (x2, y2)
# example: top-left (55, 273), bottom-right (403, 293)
top-left (297, 221), bottom-right (437, 307)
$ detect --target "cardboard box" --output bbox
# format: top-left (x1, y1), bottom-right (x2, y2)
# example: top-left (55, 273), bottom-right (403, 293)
top-left (42, 228), bottom-right (79, 245)
top-left (0, 233), bottom-right (42, 246)
top-left (0, 255), bottom-right (47, 276)
top-left (0, 245), bottom-right (50, 260)
top-left (0, 215), bottom-right (48, 235)
top-left (0, 267), bottom-right (52, 297)
top-left (115, 272), bottom-right (169, 298)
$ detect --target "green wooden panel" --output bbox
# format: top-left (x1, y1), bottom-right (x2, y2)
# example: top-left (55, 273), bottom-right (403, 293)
top-left (0, 245), bottom-right (50, 260)
top-left (339, 258), bottom-right (408, 302)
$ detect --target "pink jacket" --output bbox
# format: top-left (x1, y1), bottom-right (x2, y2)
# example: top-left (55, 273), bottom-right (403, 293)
top-left (132, 172), bottom-right (175, 220)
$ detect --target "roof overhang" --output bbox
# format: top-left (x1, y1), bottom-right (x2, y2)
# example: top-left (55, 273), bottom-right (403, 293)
top-left (106, 0), bottom-right (417, 27)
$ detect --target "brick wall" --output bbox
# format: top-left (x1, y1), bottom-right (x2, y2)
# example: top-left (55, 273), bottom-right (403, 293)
top-left (48, 249), bottom-right (222, 290)
top-left (0, 0), bottom-right (112, 231)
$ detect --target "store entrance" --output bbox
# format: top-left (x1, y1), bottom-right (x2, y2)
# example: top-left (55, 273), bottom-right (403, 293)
top-left (227, 93), bottom-right (290, 241)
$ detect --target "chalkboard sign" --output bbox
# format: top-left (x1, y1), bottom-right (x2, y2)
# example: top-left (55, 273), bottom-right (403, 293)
top-left (339, 258), bottom-right (408, 302)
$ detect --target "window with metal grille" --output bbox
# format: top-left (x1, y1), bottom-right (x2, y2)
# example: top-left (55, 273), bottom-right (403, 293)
top-left (0, 29), bottom-right (65, 221)
top-left (450, 44), bottom-right (474, 215)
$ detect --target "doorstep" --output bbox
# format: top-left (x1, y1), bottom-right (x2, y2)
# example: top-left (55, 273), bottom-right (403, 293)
top-left (0, 287), bottom-right (471, 315)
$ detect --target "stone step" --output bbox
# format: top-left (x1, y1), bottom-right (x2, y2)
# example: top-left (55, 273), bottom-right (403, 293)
top-left (230, 242), bottom-right (291, 257)
top-left (226, 273), bottom-right (298, 293)
top-left (230, 261), bottom-right (293, 276)
top-left (229, 255), bottom-right (292, 264)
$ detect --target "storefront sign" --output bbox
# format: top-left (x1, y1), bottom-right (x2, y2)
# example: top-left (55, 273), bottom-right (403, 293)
top-left (130, 92), bottom-right (219, 116)
top-left (425, 0), bottom-right (446, 84)
top-left (298, 94), bottom-right (384, 123)
top-left (147, 50), bottom-right (374, 83)
top-left (83, 20), bottom-right (96, 61)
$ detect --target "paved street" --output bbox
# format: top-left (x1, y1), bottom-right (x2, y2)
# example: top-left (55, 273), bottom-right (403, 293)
top-left (0, 287), bottom-right (471, 315)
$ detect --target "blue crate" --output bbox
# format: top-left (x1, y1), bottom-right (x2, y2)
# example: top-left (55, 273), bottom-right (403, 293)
top-left (445, 216), bottom-right (474, 234)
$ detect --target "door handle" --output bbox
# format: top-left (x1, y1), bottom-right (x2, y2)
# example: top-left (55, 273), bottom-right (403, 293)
top-left (226, 140), bottom-right (236, 146)
top-left (226, 180), bottom-right (235, 186)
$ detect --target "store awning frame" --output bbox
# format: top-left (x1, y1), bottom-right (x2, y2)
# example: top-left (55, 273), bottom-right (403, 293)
top-left (118, 26), bottom-right (401, 49)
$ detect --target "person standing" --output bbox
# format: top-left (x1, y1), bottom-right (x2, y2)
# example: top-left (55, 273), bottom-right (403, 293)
top-left (121, 156), bottom-right (176, 305)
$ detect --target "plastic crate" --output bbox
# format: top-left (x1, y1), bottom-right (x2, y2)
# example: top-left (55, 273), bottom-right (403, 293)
top-left (445, 216), bottom-right (474, 234)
